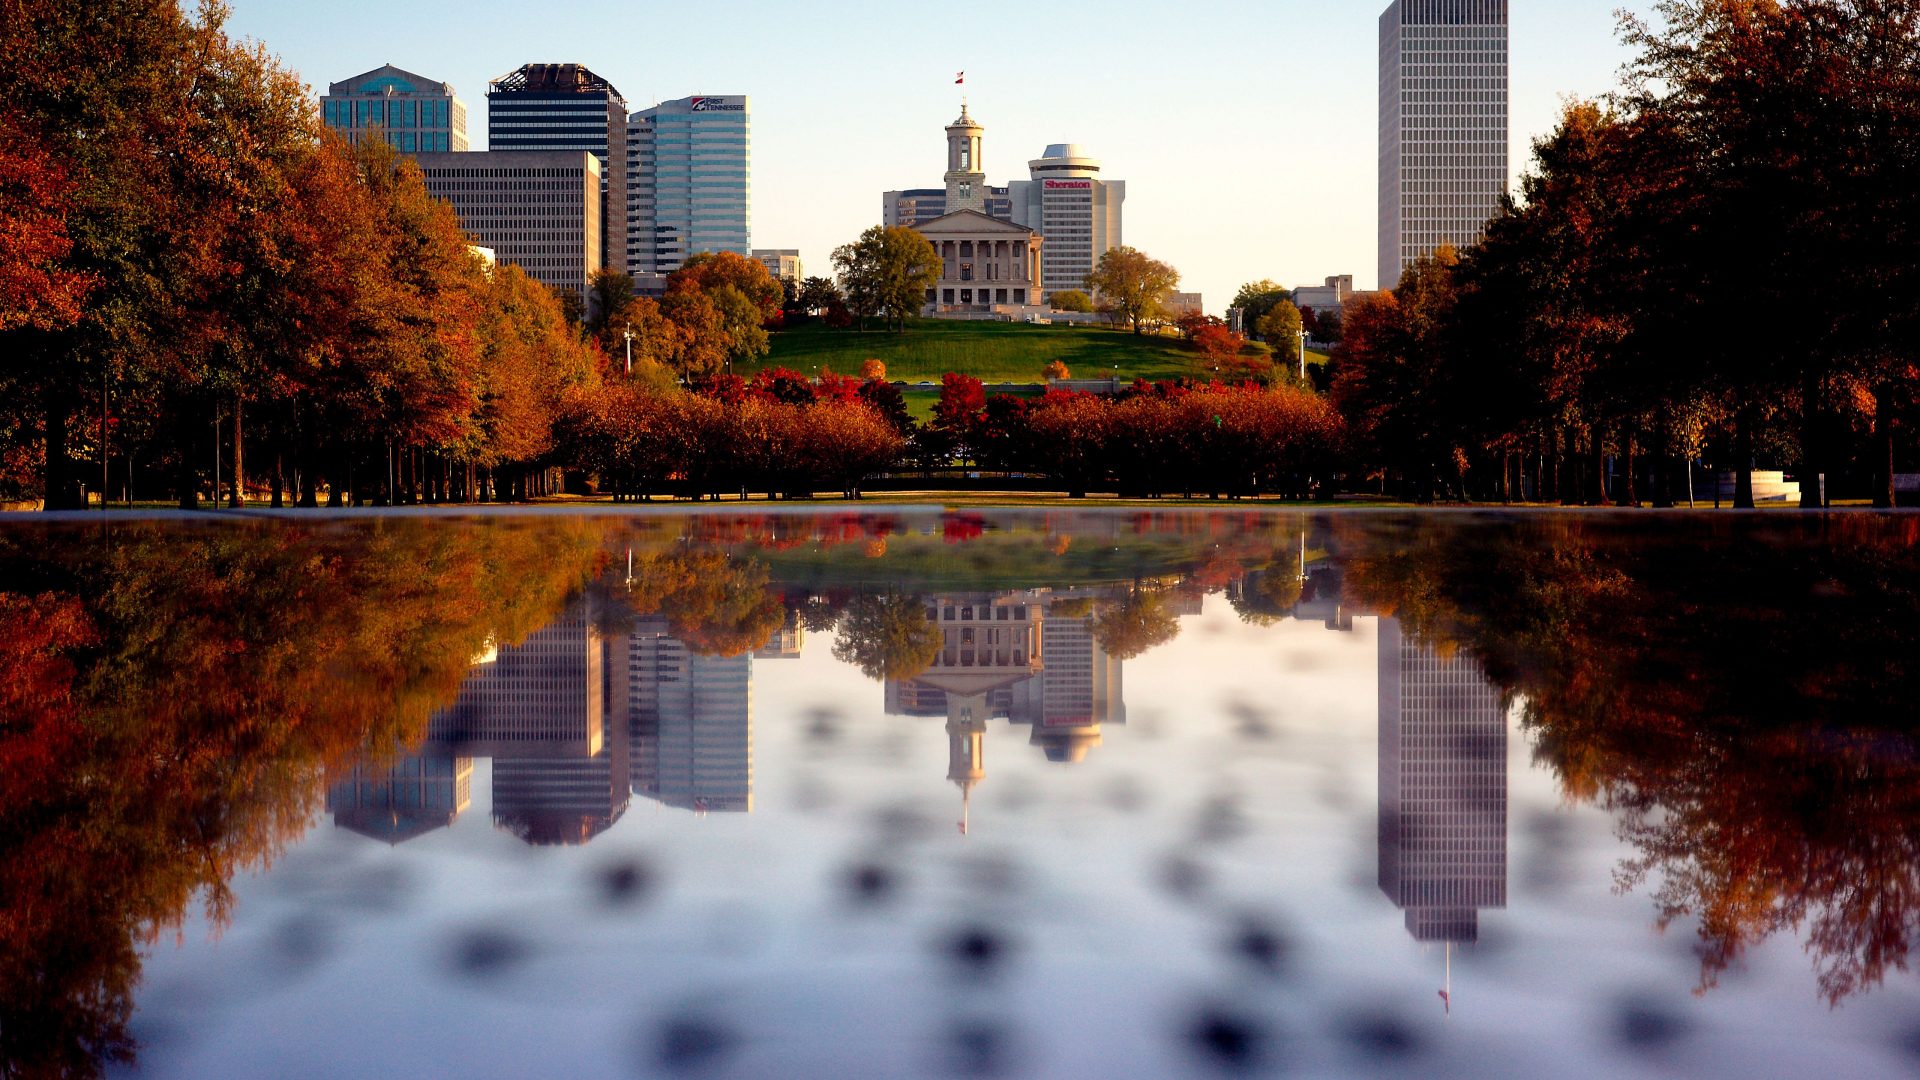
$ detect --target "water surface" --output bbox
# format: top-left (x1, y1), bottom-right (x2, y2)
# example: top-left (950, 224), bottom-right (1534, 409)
top-left (4, 510), bottom-right (1918, 1078)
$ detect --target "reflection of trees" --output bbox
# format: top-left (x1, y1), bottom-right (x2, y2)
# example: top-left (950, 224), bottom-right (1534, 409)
top-left (0, 520), bottom-right (608, 1077)
top-left (1338, 515), bottom-right (1920, 1005)
top-left (832, 594), bottom-right (942, 682)
top-left (1090, 587), bottom-right (1180, 660)
top-left (1226, 567), bottom-right (1305, 626)
top-left (613, 549), bottom-right (785, 657)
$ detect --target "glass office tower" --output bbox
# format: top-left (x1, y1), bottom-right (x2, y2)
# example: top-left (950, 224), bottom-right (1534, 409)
top-left (626, 96), bottom-right (752, 277)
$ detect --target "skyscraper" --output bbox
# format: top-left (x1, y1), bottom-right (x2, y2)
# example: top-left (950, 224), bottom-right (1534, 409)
top-left (414, 150), bottom-right (602, 299)
top-left (1009, 144), bottom-right (1125, 299)
top-left (1377, 619), bottom-right (1508, 944)
top-left (487, 64), bottom-right (628, 273)
top-left (321, 64), bottom-right (468, 154)
top-left (1378, 0), bottom-right (1509, 290)
top-left (625, 96), bottom-right (752, 278)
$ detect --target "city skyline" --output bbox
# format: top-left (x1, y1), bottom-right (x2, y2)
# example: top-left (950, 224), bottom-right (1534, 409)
top-left (222, 0), bottom-right (1647, 308)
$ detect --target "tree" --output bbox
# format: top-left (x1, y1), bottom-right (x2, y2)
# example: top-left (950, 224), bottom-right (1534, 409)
top-left (798, 276), bottom-right (843, 317)
top-left (1050, 289), bottom-right (1095, 313)
top-left (1085, 246), bottom-right (1180, 335)
top-left (1044, 360), bottom-right (1071, 381)
top-left (832, 593), bottom-right (943, 681)
top-left (586, 268), bottom-right (636, 337)
top-left (0, 119), bottom-right (92, 333)
top-left (1255, 299), bottom-right (1304, 353)
top-left (670, 251), bottom-right (784, 325)
top-left (1090, 587), bottom-right (1181, 659)
top-left (832, 225), bottom-right (942, 333)
top-left (860, 359), bottom-right (887, 381)
top-left (1194, 324), bottom-right (1250, 372)
top-left (930, 373), bottom-right (987, 462)
top-left (1231, 280), bottom-right (1291, 332)
top-left (857, 378), bottom-right (913, 436)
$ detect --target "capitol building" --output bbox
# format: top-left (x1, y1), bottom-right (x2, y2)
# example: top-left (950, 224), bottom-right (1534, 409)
top-left (884, 105), bottom-right (1125, 317)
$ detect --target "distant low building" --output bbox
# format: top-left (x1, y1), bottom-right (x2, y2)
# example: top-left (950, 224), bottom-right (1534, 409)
top-left (753, 249), bottom-right (803, 282)
top-left (1292, 275), bottom-right (1357, 313)
top-left (1165, 292), bottom-right (1204, 317)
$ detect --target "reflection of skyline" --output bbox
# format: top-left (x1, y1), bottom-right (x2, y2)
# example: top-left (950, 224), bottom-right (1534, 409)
top-left (326, 754), bottom-right (473, 845)
top-left (620, 616), bottom-right (754, 814)
top-left (1377, 618), bottom-right (1509, 945)
top-left (422, 600), bottom-right (631, 845)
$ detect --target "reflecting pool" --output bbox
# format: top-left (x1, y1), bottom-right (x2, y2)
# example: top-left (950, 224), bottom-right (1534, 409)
top-left (3, 509), bottom-right (1919, 1078)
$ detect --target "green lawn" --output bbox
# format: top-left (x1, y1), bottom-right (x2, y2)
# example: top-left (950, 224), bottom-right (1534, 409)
top-left (753, 319), bottom-right (1327, 386)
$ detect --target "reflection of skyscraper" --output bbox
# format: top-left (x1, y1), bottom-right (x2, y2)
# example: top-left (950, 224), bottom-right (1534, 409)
top-left (327, 754), bottom-right (473, 845)
top-left (1377, 619), bottom-right (1508, 943)
top-left (426, 600), bottom-right (629, 845)
top-left (622, 617), bottom-right (753, 813)
top-left (427, 605), bottom-right (604, 757)
top-left (1022, 612), bottom-right (1124, 764)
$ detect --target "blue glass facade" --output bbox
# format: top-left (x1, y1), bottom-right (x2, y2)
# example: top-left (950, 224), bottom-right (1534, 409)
top-left (626, 96), bottom-right (751, 277)
top-left (320, 65), bottom-right (468, 154)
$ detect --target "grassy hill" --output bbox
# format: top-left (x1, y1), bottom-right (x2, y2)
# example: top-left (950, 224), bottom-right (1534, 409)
top-left (753, 319), bottom-right (1327, 386)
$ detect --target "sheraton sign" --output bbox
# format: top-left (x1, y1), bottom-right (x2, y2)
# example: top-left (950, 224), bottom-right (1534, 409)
top-left (1044, 180), bottom-right (1093, 190)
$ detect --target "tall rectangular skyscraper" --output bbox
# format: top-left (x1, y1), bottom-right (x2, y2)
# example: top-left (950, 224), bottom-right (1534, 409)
top-left (488, 64), bottom-right (628, 273)
top-left (1378, 0), bottom-right (1509, 290)
top-left (626, 96), bottom-right (752, 278)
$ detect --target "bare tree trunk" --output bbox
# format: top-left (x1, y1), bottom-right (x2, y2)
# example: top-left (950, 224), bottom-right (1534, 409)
top-left (228, 397), bottom-right (246, 507)
top-left (1801, 370), bottom-right (1824, 509)
top-left (1615, 434), bottom-right (1639, 508)
top-left (1733, 405), bottom-right (1756, 510)
top-left (43, 388), bottom-right (80, 510)
top-left (1874, 388), bottom-right (1896, 509)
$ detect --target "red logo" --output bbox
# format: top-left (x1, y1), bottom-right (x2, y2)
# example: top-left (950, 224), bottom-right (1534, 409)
top-left (1045, 180), bottom-right (1093, 190)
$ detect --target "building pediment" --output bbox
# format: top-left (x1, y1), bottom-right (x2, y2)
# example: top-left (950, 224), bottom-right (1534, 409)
top-left (330, 64), bottom-right (452, 96)
top-left (914, 209), bottom-right (1036, 237)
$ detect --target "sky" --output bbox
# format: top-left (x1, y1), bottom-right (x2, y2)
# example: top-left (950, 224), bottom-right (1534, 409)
top-left (225, 0), bottom-right (1653, 310)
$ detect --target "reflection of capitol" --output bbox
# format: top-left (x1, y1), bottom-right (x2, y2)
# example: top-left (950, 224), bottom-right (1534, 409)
top-left (328, 596), bottom-right (760, 845)
top-left (884, 591), bottom-right (1129, 828)
top-left (1377, 618), bottom-right (1509, 944)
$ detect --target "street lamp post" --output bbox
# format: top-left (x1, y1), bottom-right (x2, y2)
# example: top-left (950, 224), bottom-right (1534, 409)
top-left (622, 328), bottom-right (634, 375)
top-left (1298, 328), bottom-right (1308, 381)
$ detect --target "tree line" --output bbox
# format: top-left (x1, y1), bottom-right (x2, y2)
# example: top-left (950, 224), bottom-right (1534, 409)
top-left (2, 2), bottom-right (793, 511)
top-left (1332, 0), bottom-right (1920, 507)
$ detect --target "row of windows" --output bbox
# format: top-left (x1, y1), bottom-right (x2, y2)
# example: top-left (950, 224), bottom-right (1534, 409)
top-left (323, 98), bottom-right (454, 129)
top-left (344, 131), bottom-right (456, 153)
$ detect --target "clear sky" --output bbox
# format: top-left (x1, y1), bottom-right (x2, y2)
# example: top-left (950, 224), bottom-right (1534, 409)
top-left (225, 0), bottom-right (1652, 310)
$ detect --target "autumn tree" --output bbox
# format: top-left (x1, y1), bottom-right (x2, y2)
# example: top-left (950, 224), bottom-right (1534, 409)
top-left (1085, 246), bottom-right (1180, 335)
top-left (1231, 280), bottom-right (1291, 332)
top-left (832, 593), bottom-right (943, 681)
top-left (833, 225), bottom-right (942, 333)
top-left (1255, 299), bottom-right (1304, 353)
top-left (1049, 289), bottom-right (1095, 314)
